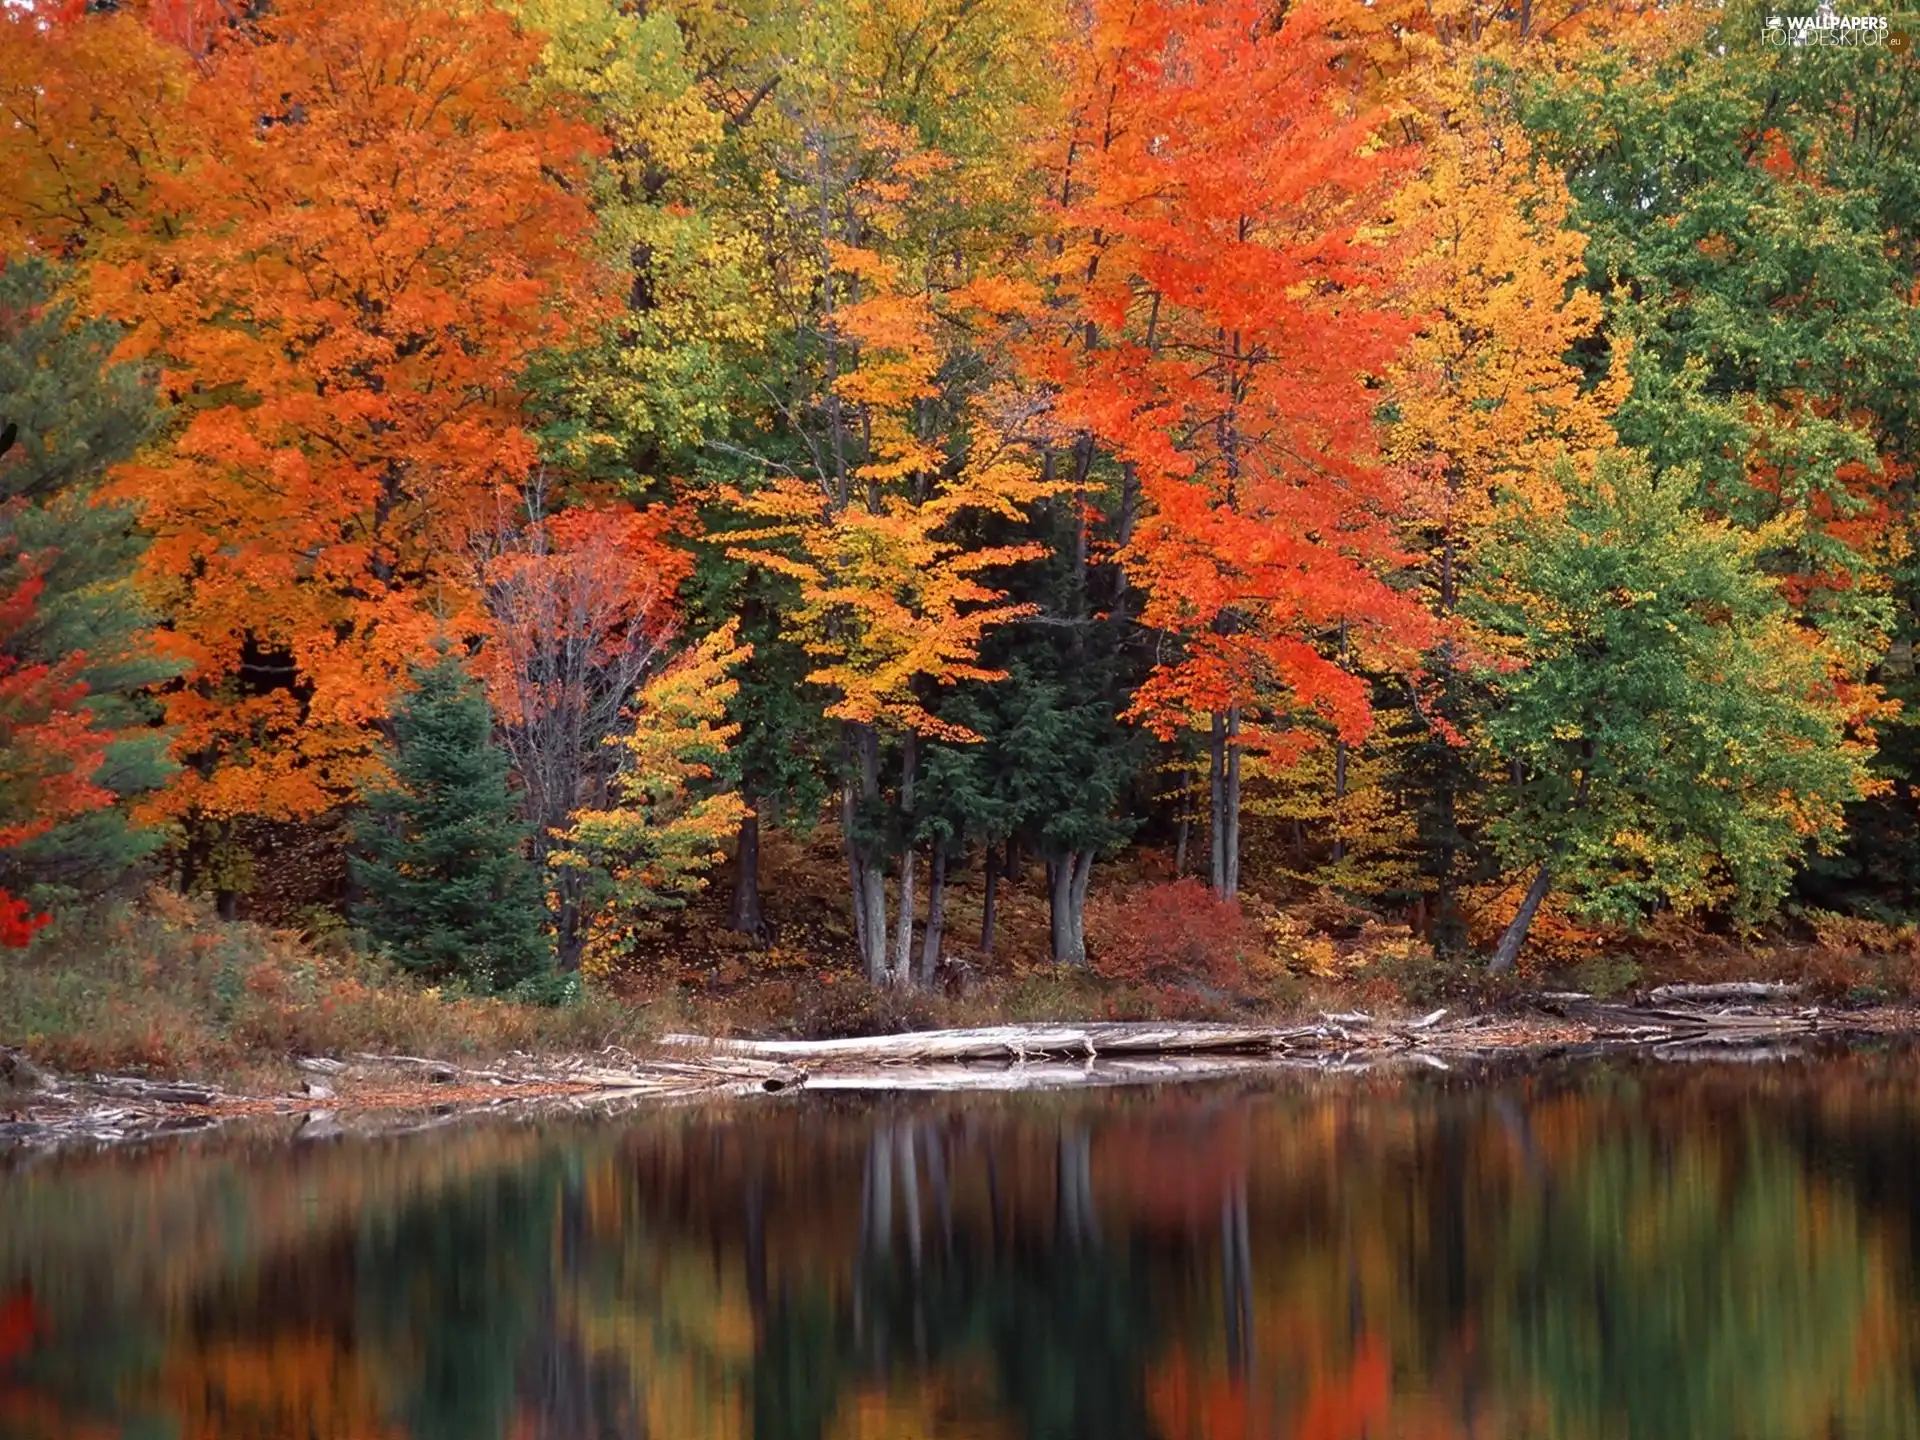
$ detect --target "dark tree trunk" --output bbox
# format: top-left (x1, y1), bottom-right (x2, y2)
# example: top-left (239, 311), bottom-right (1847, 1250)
top-left (845, 783), bottom-right (868, 962)
top-left (1072, 850), bottom-right (1093, 952)
top-left (1210, 712), bottom-right (1228, 895)
top-left (1489, 863), bottom-right (1553, 974)
top-left (554, 892), bottom-right (584, 973)
top-left (1225, 708), bottom-right (1242, 897)
top-left (980, 844), bottom-right (999, 959)
top-left (1433, 774), bottom-right (1465, 956)
top-left (1332, 618), bottom-right (1349, 866)
top-left (918, 846), bottom-right (947, 986)
top-left (730, 801), bottom-right (763, 935)
top-left (1207, 709), bottom-right (1244, 897)
top-left (1332, 738), bottom-right (1348, 865)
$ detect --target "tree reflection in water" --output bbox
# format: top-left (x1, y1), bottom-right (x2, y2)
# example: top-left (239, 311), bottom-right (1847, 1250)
top-left (4, 1050), bottom-right (1920, 1438)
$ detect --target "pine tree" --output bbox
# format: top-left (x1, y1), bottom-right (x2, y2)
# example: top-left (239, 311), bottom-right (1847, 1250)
top-left (0, 256), bottom-right (178, 902)
top-left (351, 652), bottom-right (550, 993)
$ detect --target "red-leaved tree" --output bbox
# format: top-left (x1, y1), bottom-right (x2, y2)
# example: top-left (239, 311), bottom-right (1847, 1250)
top-left (475, 480), bottom-right (691, 968)
top-left (1033, 0), bottom-right (1429, 898)
top-left (0, 562), bottom-right (114, 943)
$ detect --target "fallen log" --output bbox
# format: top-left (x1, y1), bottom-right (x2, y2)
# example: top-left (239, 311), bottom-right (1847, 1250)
top-left (801, 1056), bottom-right (1276, 1093)
top-left (1645, 982), bottom-right (1800, 1004)
top-left (85, 1076), bottom-right (222, 1106)
top-left (661, 1022), bottom-right (1308, 1065)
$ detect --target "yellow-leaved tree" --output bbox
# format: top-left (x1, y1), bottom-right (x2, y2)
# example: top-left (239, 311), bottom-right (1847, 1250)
top-left (729, 251), bottom-right (1057, 986)
top-left (552, 620), bottom-right (751, 976)
top-left (1372, 50), bottom-right (1630, 950)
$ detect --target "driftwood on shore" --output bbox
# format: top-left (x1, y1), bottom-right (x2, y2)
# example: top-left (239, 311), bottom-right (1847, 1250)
top-left (0, 986), bottom-right (1878, 1153)
top-left (661, 1022), bottom-right (1327, 1064)
top-left (1646, 981), bottom-right (1801, 1004)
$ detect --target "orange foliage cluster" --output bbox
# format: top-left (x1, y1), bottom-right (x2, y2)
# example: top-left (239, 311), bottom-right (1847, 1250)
top-left (2, 0), bottom-right (609, 824)
top-left (1036, 0), bottom-right (1427, 757)
top-left (0, 0), bottom-right (1892, 985)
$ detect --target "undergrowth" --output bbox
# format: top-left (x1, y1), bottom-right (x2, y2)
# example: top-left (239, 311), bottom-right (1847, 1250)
top-left (1, 889), bottom-right (655, 1082)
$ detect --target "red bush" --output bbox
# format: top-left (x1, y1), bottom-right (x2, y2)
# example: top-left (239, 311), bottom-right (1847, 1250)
top-left (1086, 878), bottom-right (1260, 989)
top-left (0, 890), bottom-right (47, 948)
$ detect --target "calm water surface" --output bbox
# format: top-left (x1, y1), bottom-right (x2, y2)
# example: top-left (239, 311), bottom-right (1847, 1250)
top-left (6, 1047), bottom-right (1920, 1438)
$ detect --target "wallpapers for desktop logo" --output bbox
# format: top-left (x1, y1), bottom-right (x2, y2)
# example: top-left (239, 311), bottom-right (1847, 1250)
top-left (1764, 1), bottom-right (1910, 48)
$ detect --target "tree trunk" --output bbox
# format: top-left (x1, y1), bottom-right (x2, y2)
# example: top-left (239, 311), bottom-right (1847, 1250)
top-left (1071, 849), bottom-right (1093, 961)
top-left (1209, 712), bottom-right (1228, 895)
top-left (1049, 850), bottom-right (1094, 965)
top-left (1332, 738), bottom-right (1348, 865)
top-left (1488, 863), bottom-right (1552, 974)
top-left (1224, 708), bottom-right (1242, 898)
top-left (1174, 813), bottom-right (1190, 877)
top-left (554, 888), bottom-right (585, 973)
top-left (919, 846), bottom-right (947, 986)
top-left (980, 844), bottom-right (998, 959)
top-left (845, 784), bottom-right (868, 962)
top-left (730, 800), bottom-right (763, 936)
top-left (891, 732), bottom-right (919, 986)
top-left (846, 722), bottom-right (890, 985)
top-left (893, 846), bottom-right (917, 986)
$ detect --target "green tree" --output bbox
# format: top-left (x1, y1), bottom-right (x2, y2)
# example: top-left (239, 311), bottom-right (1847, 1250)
top-left (1471, 454), bottom-right (1871, 970)
top-left (0, 256), bottom-right (178, 901)
top-left (1521, 18), bottom-right (1920, 913)
top-left (351, 652), bottom-right (550, 992)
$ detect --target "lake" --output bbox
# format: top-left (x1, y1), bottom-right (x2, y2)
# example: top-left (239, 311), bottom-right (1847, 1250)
top-left (4, 1044), bottom-right (1920, 1438)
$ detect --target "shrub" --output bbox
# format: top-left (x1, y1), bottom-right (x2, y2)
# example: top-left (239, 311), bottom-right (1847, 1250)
top-left (1085, 878), bottom-right (1262, 990)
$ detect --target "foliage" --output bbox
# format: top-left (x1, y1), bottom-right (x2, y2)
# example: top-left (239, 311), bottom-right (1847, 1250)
top-left (351, 653), bottom-right (551, 993)
top-left (2, 0), bottom-right (1917, 990)
top-left (0, 256), bottom-right (179, 901)
top-left (7, 0), bottom-right (608, 827)
top-left (1085, 878), bottom-right (1261, 991)
top-left (1041, 0), bottom-right (1425, 762)
top-left (1470, 453), bottom-right (1871, 940)
top-left (554, 622), bottom-right (750, 976)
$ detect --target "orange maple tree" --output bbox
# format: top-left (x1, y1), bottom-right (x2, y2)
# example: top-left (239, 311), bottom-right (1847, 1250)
top-left (13, 0), bottom-right (607, 839)
top-left (1032, 0), bottom-right (1428, 897)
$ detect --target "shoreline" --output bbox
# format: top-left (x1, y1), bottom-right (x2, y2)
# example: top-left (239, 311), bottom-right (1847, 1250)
top-left (6, 997), bottom-right (1913, 1153)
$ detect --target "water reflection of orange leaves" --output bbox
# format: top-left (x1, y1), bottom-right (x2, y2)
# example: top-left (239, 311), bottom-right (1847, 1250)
top-left (826, 1371), bottom-right (1011, 1440)
top-left (1147, 1352), bottom-right (1270, 1440)
top-left (1292, 1338), bottom-right (1390, 1440)
top-left (1146, 1338), bottom-right (1389, 1440)
top-left (160, 1334), bottom-right (395, 1440)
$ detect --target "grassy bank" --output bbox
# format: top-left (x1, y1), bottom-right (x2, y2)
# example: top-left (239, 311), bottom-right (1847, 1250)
top-left (8, 873), bottom-right (1920, 1091)
top-left (0, 890), bottom-right (660, 1087)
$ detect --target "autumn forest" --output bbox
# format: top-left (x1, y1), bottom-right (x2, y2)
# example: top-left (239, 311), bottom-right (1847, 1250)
top-left (3, 0), bottom-right (1918, 1024)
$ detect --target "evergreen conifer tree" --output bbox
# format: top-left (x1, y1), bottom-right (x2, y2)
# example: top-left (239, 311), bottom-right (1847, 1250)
top-left (0, 257), bottom-right (179, 900)
top-left (351, 651), bottom-right (551, 992)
